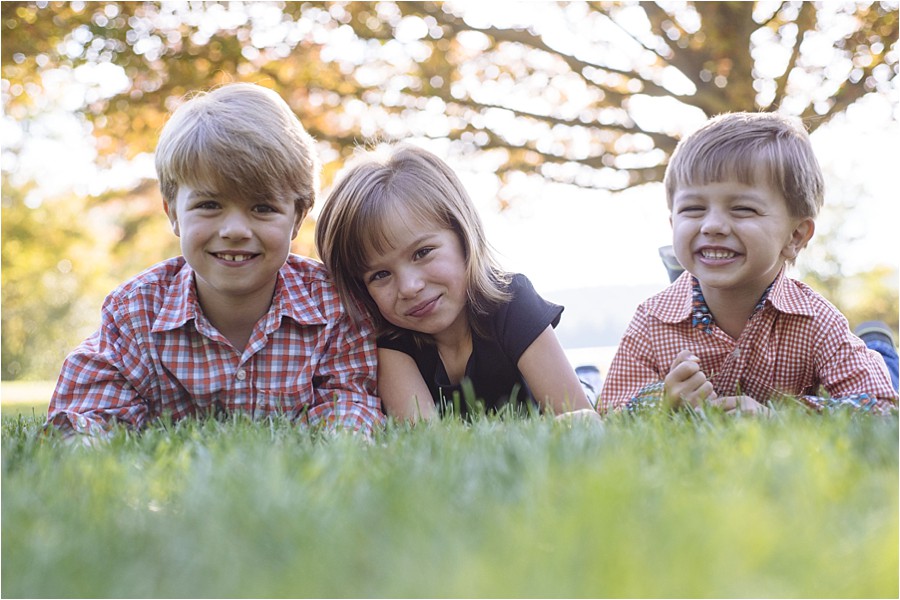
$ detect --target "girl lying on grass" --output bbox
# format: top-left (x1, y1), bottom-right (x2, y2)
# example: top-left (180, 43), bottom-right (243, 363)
top-left (316, 144), bottom-right (597, 423)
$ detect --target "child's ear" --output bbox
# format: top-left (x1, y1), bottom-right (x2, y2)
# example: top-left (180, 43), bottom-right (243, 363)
top-left (783, 217), bottom-right (815, 260)
top-left (163, 199), bottom-right (180, 237)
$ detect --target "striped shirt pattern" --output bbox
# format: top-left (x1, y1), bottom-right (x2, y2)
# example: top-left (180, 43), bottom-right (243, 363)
top-left (600, 269), bottom-right (898, 414)
top-left (47, 255), bottom-right (384, 437)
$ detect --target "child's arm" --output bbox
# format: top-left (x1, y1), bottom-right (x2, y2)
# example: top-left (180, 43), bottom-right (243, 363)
top-left (600, 309), bottom-right (667, 412)
top-left (307, 311), bottom-right (385, 437)
top-left (377, 348), bottom-right (437, 423)
top-left (518, 326), bottom-right (594, 415)
top-left (801, 314), bottom-right (898, 414)
top-left (47, 316), bottom-right (153, 437)
top-left (600, 312), bottom-right (715, 413)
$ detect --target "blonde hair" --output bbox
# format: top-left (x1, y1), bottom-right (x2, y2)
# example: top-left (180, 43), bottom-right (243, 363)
top-left (315, 144), bottom-right (511, 337)
top-left (664, 112), bottom-right (824, 219)
top-left (155, 82), bottom-right (319, 218)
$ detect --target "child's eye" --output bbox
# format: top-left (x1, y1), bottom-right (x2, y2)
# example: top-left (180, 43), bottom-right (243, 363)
top-left (252, 203), bottom-right (278, 214)
top-left (733, 206), bottom-right (759, 215)
top-left (413, 247), bottom-right (434, 260)
top-left (194, 200), bottom-right (220, 210)
top-left (677, 206), bottom-right (704, 215)
top-left (367, 270), bottom-right (390, 284)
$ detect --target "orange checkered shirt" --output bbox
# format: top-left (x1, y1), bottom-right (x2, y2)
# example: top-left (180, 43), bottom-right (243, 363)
top-left (600, 269), bottom-right (898, 414)
top-left (47, 255), bottom-right (384, 437)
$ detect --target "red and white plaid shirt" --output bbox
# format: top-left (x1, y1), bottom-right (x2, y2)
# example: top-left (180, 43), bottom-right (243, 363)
top-left (600, 269), bottom-right (898, 413)
top-left (47, 255), bottom-right (384, 437)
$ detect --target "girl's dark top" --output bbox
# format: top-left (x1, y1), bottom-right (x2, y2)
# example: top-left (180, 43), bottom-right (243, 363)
top-left (377, 273), bottom-right (563, 418)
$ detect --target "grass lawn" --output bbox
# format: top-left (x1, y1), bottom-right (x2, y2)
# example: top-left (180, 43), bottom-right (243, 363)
top-left (2, 408), bottom-right (897, 598)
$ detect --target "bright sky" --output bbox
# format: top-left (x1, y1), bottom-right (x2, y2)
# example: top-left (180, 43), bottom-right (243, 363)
top-left (4, 88), bottom-right (898, 299)
top-left (3, 3), bottom-right (897, 300)
top-left (460, 92), bottom-right (900, 293)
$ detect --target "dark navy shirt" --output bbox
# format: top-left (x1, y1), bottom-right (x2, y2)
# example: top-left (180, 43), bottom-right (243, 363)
top-left (377, 274), bottom-right (563, 418)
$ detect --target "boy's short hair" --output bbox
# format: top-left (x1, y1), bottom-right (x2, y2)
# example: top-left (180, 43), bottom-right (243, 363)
top-left (664, 112), bottom-right (824, 219)
top-left (316, 144), bottom-right (510, 334)
top-left (155, 82), bottom-right (320, 217)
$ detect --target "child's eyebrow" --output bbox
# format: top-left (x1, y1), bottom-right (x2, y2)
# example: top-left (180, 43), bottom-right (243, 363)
top-left (675, 190), bottom-right (764, 202)
top-left (672, 191), bottom-right (706, 203)
top-left (189, 189), bottom-right (220, 198)
top-left (363, 233), bottom-right (439, 272)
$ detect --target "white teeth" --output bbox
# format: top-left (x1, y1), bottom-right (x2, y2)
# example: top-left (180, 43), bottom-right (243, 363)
top-left (701, 249), bottom-right (735, 259)
top-left (217, 254), bottom-right (253, 262)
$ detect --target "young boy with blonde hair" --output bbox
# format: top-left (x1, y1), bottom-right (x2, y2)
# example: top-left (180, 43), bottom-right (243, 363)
top-left (600, 112), bottom-right (897, 414)
top-left (48, 83), bottom-right (383, 438)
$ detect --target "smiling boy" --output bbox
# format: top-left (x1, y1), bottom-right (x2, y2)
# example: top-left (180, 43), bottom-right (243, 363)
top-left (600, 112), bottom-right (897, 415)
top-left (47, 83), bottom-right (383, 438)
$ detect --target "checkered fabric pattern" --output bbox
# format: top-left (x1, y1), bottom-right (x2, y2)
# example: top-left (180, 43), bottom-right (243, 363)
top-left (600, 269), bottom-right (898, 414)
top-left (47, 255), bottom-right (384, 437)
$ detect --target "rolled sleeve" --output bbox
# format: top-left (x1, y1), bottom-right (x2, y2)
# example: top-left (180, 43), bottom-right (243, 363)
top-left (46, 325), bottom-right (151, 437)
top-left (310, 311), bottom-right (384, 437)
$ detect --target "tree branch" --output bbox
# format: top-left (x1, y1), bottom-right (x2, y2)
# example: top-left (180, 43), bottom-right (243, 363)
top-left (771, 1), bottom-right (816, 111)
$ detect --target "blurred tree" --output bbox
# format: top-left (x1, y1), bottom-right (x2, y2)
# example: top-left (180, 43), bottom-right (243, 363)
top-left (1, 177), bottom-right (118, 379)
top-left (801, 265), bottom-right (899, 335)
top-left (3, 1), bottom-right (897, 197)
top-left (2, 1), bottom-right (897, 379)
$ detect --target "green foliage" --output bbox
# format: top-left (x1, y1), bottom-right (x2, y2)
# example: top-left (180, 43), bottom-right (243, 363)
top-left (0, 176), bottom-right (179, 380)
top-left (801, 265), bottom-right (900, 334)
top-left (3, 411), bottom-right (897, 598)
top-left (1, 2), bottom-right (897, 379)
top-left (1, 178), bottom-right (111, 379)
top-left (3, 1), bottom-right (897, 189)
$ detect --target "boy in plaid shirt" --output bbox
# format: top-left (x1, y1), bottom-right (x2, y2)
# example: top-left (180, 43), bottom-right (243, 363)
top-left (600, 112), bottom-right (897, 415)
top-left (47, 83), bottom-right (383, 438)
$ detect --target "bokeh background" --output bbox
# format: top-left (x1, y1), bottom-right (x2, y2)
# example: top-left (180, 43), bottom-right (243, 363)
top-left (2, 1), bottom-right (898, 385)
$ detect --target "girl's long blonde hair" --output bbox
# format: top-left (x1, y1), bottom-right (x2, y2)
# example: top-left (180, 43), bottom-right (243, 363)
top-left (316, 144), bottom-right (511, 339)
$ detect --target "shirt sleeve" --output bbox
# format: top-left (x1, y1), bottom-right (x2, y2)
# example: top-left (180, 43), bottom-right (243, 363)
top-left (46, 296), bottom-right (153, 437)
top-left (496, 273), bottom-right (564, 363)
top-left (308, 309), bottom-right (385, 438)
top-left (804, 317), bottom-right (898, 414)
top-left (599, 305), bottom-right (665, 413)
top-left (377, 330), bottom-right (418, 356)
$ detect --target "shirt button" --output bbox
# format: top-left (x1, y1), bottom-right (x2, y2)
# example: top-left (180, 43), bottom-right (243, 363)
top-left (733, 348), bottom-right (741, 358)
top-left (236, 369), bottom-right (247, 381)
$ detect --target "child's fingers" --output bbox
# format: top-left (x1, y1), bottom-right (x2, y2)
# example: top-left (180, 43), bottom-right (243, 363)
top-left (670, 349), bottom-right (700, 370)
top-left (714, 395), bottom-right (772, 417)
top-left (680, 378), bottom-right (715, 408)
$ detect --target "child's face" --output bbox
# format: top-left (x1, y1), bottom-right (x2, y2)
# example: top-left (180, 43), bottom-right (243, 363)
top-left (166, 183), bottom-right (301, 313)
top-left (670, 179), bottom-right (813, 298)
top-left (362, 215), bottom-right (469, 342)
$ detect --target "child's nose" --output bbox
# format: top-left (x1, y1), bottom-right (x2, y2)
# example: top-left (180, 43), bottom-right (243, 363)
top-left (219, 211), bottom-right (252, 239)
top-left (700, 209), bottom-right (731, 235)
top-left (398, 269), bottom-right (425, 298)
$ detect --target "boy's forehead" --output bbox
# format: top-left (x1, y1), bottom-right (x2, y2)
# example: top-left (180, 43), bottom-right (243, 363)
top-left (177, 178), bottom-right (287, 204)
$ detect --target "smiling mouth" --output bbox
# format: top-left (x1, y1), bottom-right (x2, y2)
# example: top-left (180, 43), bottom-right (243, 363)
top-left (700, 249), bottom-right (737, 259)
top-left (213, 252), bottom-right (257, 262)
top-left (406, 296), bottom-right (439, 317)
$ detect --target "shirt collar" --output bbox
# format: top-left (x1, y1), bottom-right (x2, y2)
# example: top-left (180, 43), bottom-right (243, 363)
top-left (153, 263), bottom-right (201, 332)
top-left (152, 260), bottom-right (328, 334)
top-left (651, 266), bottom-right (815, 332)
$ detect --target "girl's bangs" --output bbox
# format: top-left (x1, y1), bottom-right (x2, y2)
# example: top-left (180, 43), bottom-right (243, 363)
top-left (357, 190), bottom-right (447, 268)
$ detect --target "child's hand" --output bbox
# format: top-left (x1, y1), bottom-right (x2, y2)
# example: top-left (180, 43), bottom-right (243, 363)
top-left (709, 395), bottom-right (772, 417)
top-left (664, 350), bottom-right (716, 409)
top-left (554, 408), bottom-right (603, 428)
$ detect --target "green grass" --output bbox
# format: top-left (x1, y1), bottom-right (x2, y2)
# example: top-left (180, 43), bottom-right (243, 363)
top-left (1, 402), bottom-right (46, 419)
top-left (2, 409), bottom-right (897, 598)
